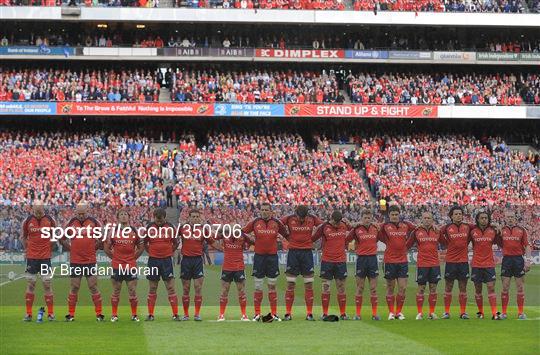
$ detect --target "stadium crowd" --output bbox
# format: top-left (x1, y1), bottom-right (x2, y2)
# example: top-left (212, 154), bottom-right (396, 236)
top-left (0, 68), bottom-right (160, 102)
top-left (2, 67), bottom-right (538, 105)
top-left (169, 69), bottom-right (344, 103)
top-left (345, 72), bottom-right (540, 105)
top-left (1, 120), bottom-right (539, 250)
top-left (361, 134), bottom-right (539, 205)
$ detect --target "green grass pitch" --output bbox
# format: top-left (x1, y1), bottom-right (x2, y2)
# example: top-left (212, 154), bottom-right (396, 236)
top-left (1, 264), bottom-right (539, 355)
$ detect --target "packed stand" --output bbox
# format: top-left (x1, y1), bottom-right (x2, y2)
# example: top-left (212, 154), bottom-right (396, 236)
top-left (345, 72), bottom-right (540, 105)
top-left (0, 68), bottom-right (160, 102)
top-left (362, 134), bottom-right (540, 205)
top-left (172, 133), bottom-right (369, 207)
top-left (169, 69), bottom-right (344, 103)
top-left (0, 132), bottom-right (166, 206)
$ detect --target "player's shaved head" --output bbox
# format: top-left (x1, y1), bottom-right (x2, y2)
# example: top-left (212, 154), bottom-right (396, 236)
top-left (260, 203), bottom-right (272, 220)
top-left (76, 201), bottom-right (88, 218)
top-left (32, 200), bottom-right (44, 217)
top-left (421, 211), bottom-right (433, 228)
top-left (505, 210), bottom-right (517, 225)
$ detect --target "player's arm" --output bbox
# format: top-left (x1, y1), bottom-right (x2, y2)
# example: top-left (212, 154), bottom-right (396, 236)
top-left (439, 225), bottom-right (449, 246)
top-left (20, 217), bottom-right (29, 251)
top-left (523, 228), bottom-right (532, 272)
top-left (345, 228), bottom-right (356, 244)
top-left (103, 237), bottom-right (113, 259)
top-left (135, 237), bottom-right (145, 259)
top-left (279, 216), bottom-right (290, 240)
top-left (94, 219), bottom-right (104, 250)
top-left (377, 224), bottom-right (387, 244)
top-left (59, 219), bottom-right (74, 251)
top-left (241, 220), bottom-right (256, 244)
top-left (406, 231), bottom-right (417, 249)
top-left (311, 224), bottom-right (324, 243)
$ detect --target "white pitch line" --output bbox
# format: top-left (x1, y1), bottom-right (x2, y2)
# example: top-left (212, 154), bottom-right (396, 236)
top-left (206, 320), bottom-right (254, 323)
top-left (0, 275), bottom-right (25, 287)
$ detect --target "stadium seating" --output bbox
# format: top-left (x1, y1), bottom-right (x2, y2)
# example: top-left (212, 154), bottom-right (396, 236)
top-left (363, 134), bottom-right (539, 205)
top-left (0, 68), bottom-right (160, 102)
top-left (2, 68), bottom-right (538, 105)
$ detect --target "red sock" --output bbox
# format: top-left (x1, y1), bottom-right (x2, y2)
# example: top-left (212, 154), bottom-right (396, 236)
top-left (219, 296), bottom-right (228, 316)
top-left (475, 294), bottom-right (484, 314)
top-left (337, 293), bottom-right (347, 315)
top-left (182, 295), bottom-right (190, 316)
top-left (239, 292), bottom-right (247, 316)
top-left (444, 292), bottom-right (452, 314)
top-left (488, 293), bottom-right (497, 316)
top-left (355, 295), bottom-right (363, 317)
top-left (370, 295), bottom-right (378, 316)
top-left (91, 292), bottom-right (102, 315)
top-left (168, 294), bottom-right (178, 316)
top-left (416, 293), bottom-right (424, 314)
top-left (517, 292), bottom-right (525, 314)
top-left (194, 295), bottom-right (202, 317)
top-left (459, 292), bottom-right (467, 314)
top-left (501, 292), bottom-right (509, 314)
top-left (147, 293), bottom-right (157, 316)
top-left (254, 290), bottom-right (263, 315)
top-left (386, 294), bottom-right (395, 314)
top-left (396, 294), bottom-right (405, 314)
top-left (44, 294), bottom-right (54, 315)
top-left (25, 292), bottom-right (34, 316)
top-left (321, 292), bottom-right (330, 315)
top-left (268, 291), bottom-right (277, 315)
top-left (285, 289), bottom-right (294, 315)
top-left (111, 295), bottom-right (119, 317)
top-left (428, 293), bottom-right (437, 314)
top-left (68, 293), bottom-right (78, 317)
top-left (305, 287), bottom-right (314, 315)
top-left (129, 296), bottom-right (138, 316)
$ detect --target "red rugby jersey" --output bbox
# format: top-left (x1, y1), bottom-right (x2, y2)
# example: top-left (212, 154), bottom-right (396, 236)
top-left (242, 217), bottom-right (288, 255)
top-left (498, 225), bottom-right (528, 256)
top-left (144, 222), bottom-right (177, 258)
top-left (179, 224), bottom-right (213, 257)
top-left (110, 227), bottom-right (142, 269)
top-left (346, 224), bottom-right (379, 256)
top-left (440, 223), bottom-right (472, 263)
top-left (377, 221), bottom-right (415, 264)
top-left (22, 214), bottom-right (56, 259)
top-left (312, 221), bottom-right (351, 263)
top-left (407, 226), bottom-right (443, 268)
top-left (217, 235), bottom-right (250, 272)
top-left (281, 214), bottom-right (322, 250)
top-left (469, 226), bottom-right (498, 268)
top-left (66, 217), bottom-right (101, 264)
